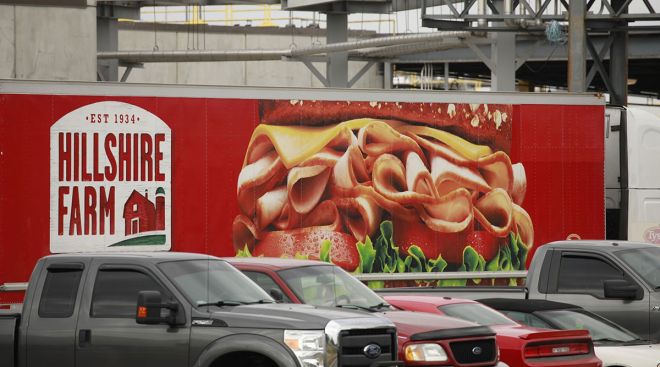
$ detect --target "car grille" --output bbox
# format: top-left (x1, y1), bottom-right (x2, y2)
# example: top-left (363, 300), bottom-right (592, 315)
top-left (339, 328), bottom-right (397, 367)
top-left (449, 338), bottom-right (497, 364)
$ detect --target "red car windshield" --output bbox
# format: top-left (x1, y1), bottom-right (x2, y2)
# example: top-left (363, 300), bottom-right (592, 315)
top-left (278, 265), bottom-right (386, 309)
top-left (439, 303), bottom-right (518, 326)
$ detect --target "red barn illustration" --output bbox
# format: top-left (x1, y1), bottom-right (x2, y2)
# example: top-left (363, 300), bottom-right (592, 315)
top-left (123, 187), bottom-right (165, 235)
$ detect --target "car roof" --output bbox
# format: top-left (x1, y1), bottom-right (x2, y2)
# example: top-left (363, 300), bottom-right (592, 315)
top-left (222, 256), bottom-right (332, 270)
top-left (45, 251), bottom-right (221, 263)
top-left (477, 298), bottom-right (583, 313)
top-left (544, 240), bottom-right (656, 253)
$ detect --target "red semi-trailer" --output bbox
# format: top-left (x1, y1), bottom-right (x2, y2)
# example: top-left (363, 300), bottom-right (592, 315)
top-left (0, 80), bottom-right (606, 303)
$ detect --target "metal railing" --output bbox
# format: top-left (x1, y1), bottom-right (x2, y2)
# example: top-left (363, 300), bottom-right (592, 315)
top-left (354, 270), bottom-right (528, 282)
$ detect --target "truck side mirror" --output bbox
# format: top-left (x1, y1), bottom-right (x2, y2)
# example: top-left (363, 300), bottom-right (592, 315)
top-left (136, 290), bottom-right (180, 325)
top-left (269, 288), bottom-right (284, 302)
top-left (603, 279), bottom-right (640, 300)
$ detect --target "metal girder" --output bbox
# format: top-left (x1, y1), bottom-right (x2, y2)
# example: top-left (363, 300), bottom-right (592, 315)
top-left (586, 35), bottom-right (614, 86)
top-left (465, 39), bottom-right (495, 71)
top-left (300, 57), bottom-right (329, 87)
top-left (421, 0), bottom-right (660, 31)
top-left (392, 33), bottom-right (660, 63)
top-left (586, 37), bottom-right (615, 94)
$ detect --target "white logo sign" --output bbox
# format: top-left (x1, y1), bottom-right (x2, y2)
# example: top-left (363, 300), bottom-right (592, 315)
top-left (50, 101), bottom-right (171, 252)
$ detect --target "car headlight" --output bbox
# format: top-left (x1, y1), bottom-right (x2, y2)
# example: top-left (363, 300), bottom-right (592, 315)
top-left (404, 343), bottom-right (449, 362)
top-left (284, 330), bottom-right (325, 367)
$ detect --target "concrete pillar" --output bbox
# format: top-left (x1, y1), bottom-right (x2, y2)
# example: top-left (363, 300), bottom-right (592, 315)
top-left (490, 0), bottom-right (516, 91)
top-left (610, 0), bottom-right (629, 106)
top-left (97, 17), bottom-right (118, 81)
top-left (384, 62), bottom-right (393, 89)
top-left (568, 0), bottom-right (587, 92)
top-left (326, 12), bottom-right (348, 88)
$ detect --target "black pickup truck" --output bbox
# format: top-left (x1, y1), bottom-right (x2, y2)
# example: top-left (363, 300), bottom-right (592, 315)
top-left (0, 252), bottom-right (400, 367)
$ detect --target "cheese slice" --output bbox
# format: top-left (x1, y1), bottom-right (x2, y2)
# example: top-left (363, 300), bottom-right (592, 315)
top-left (245, 118), bottom-right (376, 169)
top-left (398, 125), bottom-right (492, 161)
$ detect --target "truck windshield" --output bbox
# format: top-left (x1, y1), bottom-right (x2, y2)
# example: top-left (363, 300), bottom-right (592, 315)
top-left (277, 265), bottom-right (387, 310)
top-left (439, 303), bottom-right (517, 326)
top-left (159, 260), bottom-right (272, 307)
top-left (615, 247), bottom-right (660, 290)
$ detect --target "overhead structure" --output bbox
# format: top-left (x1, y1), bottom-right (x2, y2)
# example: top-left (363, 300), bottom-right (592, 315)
top-left (417, 0), bottom-right (660, 102)
top-left (91, 0), bottom-right (660, 100)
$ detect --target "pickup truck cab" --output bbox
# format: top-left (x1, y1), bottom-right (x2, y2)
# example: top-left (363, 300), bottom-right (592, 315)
top-left (226, 257), bottom-right (505, 367)
top-left (0, 253), bottom-right (400, 367)
top-left (377, 241), bottom-right (660, 343)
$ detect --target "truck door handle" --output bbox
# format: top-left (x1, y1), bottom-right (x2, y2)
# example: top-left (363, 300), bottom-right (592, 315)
top-left (79, 329), bottom-right (91, 347)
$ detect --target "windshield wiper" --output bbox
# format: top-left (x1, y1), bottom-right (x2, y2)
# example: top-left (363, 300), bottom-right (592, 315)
top-left (367, 302), bottom-right (392, 311)
top-left (244, 299), bottom-right (276, 305)
top-left (197, 300), bottom-right (246, 308)
top-left (335, 304), bottom-right (374, 312)
top-left (336, 302), bottom-right (392, 312)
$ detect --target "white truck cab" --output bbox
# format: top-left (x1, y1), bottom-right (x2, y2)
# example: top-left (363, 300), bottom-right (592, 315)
top-left (606, 106), bottom-right (660, 243)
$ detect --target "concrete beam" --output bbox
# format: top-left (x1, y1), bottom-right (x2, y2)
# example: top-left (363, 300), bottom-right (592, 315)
top-left (568, 0), bottom-right (587, 92)
top-left (326, 12), bottom-right (348, 88)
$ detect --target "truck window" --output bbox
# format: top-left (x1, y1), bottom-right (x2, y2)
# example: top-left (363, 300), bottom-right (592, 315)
top-left (38, 268), bottom-right (83, 318)
top-left (91, 269), bottom-right (165, 318)
top-left (242, 271), bottom-right (292, 303)
top-left (557, 255), bottom-right (624, 297)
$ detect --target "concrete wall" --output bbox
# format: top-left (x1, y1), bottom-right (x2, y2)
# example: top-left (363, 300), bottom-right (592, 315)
top-left (0, 4), bottom-right (96, 81)
top-left (118, 23), bottom-right (383, 89)
top-left (0, 7), bottom-right (382, 88)
top-left (0, 5), bottom-right (15, 79)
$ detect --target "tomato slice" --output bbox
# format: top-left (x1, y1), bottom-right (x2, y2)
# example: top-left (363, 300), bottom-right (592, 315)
top-left (253, 228), bottom-right (359, 271)
top-left (465, 230), bottom-right (502, 261)
top-left (393, 218), bottom-right (470, 264)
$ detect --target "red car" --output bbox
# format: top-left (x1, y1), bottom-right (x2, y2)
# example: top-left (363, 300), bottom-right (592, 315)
top-left (226, 257), bottom-right (506, 367)
top-left (383, 295), bottom-right (603, 367)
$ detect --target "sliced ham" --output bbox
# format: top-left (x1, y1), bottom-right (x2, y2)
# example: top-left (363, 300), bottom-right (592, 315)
top-left (262, 199), bottom-right (342, 233)
top-left (511, 163), bottom-right (527, 205)
top-left (232, 214), bottom-right (260, 251)
top-left (358, 120), bottom-right (421, 157)
top-left (299, 148), bottom-right (342, 167)
top-left (237, 150), bottom-right (287, 216)
top-left (244, 135), bottom-right (276, 165)
top-left (513, 204), bottom-right (534, 248)
top-left (273, 203), bottom-right (295, 230)
top-left (430, 155), bottom-right (490, 196)
top-left (302, 200), bottom-right (342, 231)
top-left (372, 154), bottom-right (435, 204)
top-left (326, 127), bottom-right (358, 151)
top-left (255, 186), bottom-right (288, 230)
top-left (335, 196), bottom-right (382, 242)
top-left (405, 152), bottom-right (437, 199)
top-left (418, 188), bottom-right (473, 233)
top-left (333, 145), bottom-right (370, 189)
top-left (478, 151), bottom-right (514, 193)
top-left (331, 184), bottom-right (417, 221)
top-left (474, 188), bottom-right (514, 237)
top-left (287, 165), bottom-right (332, 215)
top-left (409, 133), bottom-right (474, 166)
